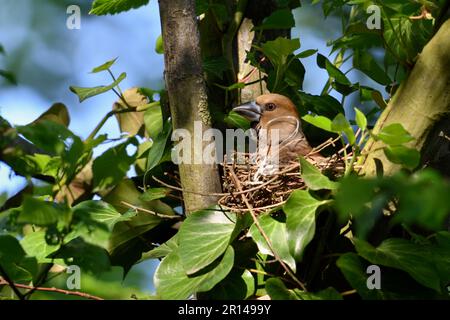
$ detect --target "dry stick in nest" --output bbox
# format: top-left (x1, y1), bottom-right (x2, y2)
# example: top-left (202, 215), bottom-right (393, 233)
top-left (228, 166), bottom-right (308, 292)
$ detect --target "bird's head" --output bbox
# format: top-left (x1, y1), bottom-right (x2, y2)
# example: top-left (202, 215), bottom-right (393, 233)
top-left (232, 94), bottom-right (302, 143)
top-left (232, 93), bottom-right (300, 128)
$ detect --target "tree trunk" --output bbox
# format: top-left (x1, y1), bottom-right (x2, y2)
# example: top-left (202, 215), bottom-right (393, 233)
top-left (360, 19), bottom-right (450, 176)
top-left (158, 0), bottom-right (222, 214)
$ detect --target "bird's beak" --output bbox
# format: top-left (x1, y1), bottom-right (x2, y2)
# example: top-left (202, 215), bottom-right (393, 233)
top-left (232, 101), bottom-right (262, 122)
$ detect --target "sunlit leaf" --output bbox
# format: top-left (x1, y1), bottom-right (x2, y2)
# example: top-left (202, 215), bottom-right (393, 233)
top-left (70, 72), bottom-right (126, 102)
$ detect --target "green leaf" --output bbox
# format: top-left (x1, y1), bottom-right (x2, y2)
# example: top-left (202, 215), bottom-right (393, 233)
top-left (91, 57), bottom-right (118, 73)
top-left (72, 200), bottom-right (134, 231)
top-left (224, 111), bottom-right (251, 130)
top-left (90, 0), bottom-right (150, 15)
top-left (332, 113), bottom-right (355, 145)
top-left (255, 9), bottom-right (295, 30)
top-left (70, 72), bottom-right (126, 102)
top-left (143, 103), bottom-right (163, 139)
top-left (299, 157), bottom-right (338, 190)
top-left (375, 123), bottom-right (414, 145)
top-left (295, 287), bottom-right (343, 300)
top-left (30, 103), bottom-right (70, 127)
top-left (178, 208), bottom-right (237, 274)
top-left (260, 37), bottom-right (300, 67)
top-left (302, 114), bottom-right (333, 132)
top-left (249, 214), bottom-right (296, 272)
top-left (17, 120), bottom-right (74, 155)
top-left (139, 234), bottom-right (178, 261)
top-left (354, 107), bottom-right (367, 131)
top-left (154, 246), bottom-right (234, 299)
top-left (139, 187), bottom-right (171, 202)
top-left (155, 35), bottom-right (164, 54)
top-left (0, 235), bottom-right (38, 283)
top-left (203, 56), bottom-right (229, 79)
top-left (52, 237), bottom-right (110, 274)
top-left (18, 197), bottom-right (61, 226)
top-left (353, 50), bottom-right (391, 85)
top-left (295, 49), bottom-right (318, 59)
top-left (265, 278), bottom-right (300, 300)
top-left (146, 119), bottom-right (172, 171)
top-left (334, 175), bottom-right (378, 221)
top-left (384, 145), bottom-right (420, 169)
top-left (92, 138), bottom-right (137, 191)
top-left (336, 252), bottom-right (385, 299)
top-left (199, 268), bottom-right (255, 300)
top-left (0, 69), bottom-right (17, 85)
top-left (283, 190), bottom-right (329, 261)
top-left (20, 230), bottom-right (60, 263)
top-left (0, 235), bottom-right (26, 262)
top-left (354, 238), bottom-right (441, 292)
top-left (395, 170), bottom-right (450, 230)
top-left (317, 53), bottom-right (351, 85)
top-left (298, 93), bottom-right (344, 118)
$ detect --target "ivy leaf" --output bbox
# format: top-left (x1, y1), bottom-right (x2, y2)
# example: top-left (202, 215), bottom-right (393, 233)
top-left (139, 187), bottom-right (171, 202)
top-left (178, 208), bottom-right (237, 274)
top-left (18, 196), bottom-right (62, 226)
top-left (146, 119), bottom-right (172, 171)
top-left (92, 138), bottom-right (138, 191)
top-left (283, 190), bottom-right (329, 261)
top-left (384, 145), bottom-right (420, 169)
top-left (72, 200), bottom-right (135, 231)
top-left (302, 114), bottom-right (333, 132)
top-left (51, 237), bottom-right (111, 274)
top-left (354, 238), bottom-right (441, 292)
top-left (375, 123), bottom-right (414, 145)
top-left (155, 35), bottom-right (164, 54)
top-left (353, 50), bottom-right (391, 85)
top-left (30, 103), bottom-right (70, 127)
top-left (249, 214), bottom-right (296, 272)
top-left (20, 230), bottom-right (60, 263)
top-left (154, 246), bottom-right (234, 299)
top-left (299, 157), bottom-right (338, 190)
top-left (354, 107), bottom-right (367, 131)
top-left (317, 53), bottom-right (351, 85)
top-left (255, 9), bottom-right (295, 30)
top-left (0, 235), bottom-right (37, 283)
top-left (17, 120), bottom-right (74, 155)
top-left (332, 113), bottom-right (355, 145)
top-left (260, 37), bottom-right (300, 67)
top-left (224, 111), bottom-right (251, 130)
top-left (70, 72), bottom-right (126, 102)
top-left (265, 278), bottom-right (300, 300)
top-left (143, 103), bottom-right (163, 139)
top-left (91, 57), bottom-right (118, 73)
top-left (90, 0), bottom-right (150, 15)
top-left (295, 49), bottom-right (318, 59)
top-left (203, 56), bottom-right (229, 79)
top-left (298, 92), bottom-right (344, 118)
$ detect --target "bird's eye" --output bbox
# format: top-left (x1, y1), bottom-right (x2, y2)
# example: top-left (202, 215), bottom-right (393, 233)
top-left (266, 103), bottom-right (276, 111)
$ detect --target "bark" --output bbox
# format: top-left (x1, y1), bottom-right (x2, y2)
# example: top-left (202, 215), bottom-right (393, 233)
top-left (360, 19), bottom-right (450, 176)
top-left (158, 0), bottom-right (222, 214)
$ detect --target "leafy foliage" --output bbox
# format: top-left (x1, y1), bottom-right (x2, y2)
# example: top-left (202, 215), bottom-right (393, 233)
top-left (1, 0), bottom-right (449, 301)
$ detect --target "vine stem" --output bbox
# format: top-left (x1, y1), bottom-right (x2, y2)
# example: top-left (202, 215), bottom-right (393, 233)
top-left (228, 167), bottom-right (307, 291)
top-left (86, 107), bottom-right (139, 141)
top-left (0, 277), bottom-right (103, 300)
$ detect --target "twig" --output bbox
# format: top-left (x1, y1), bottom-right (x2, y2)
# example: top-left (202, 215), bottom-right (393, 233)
top-left (0, 278), bottom-right (103, 300)
top-left (228, 167), bottom-right (307, 291)
top-left (121, 201), bottom-right (182, 220)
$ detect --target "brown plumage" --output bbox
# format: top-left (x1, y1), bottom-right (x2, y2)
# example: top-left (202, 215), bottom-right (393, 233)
top-left (233, 93), bottom-right (325, 176)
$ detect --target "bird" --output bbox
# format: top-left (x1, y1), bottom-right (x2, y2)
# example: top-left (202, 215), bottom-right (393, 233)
top-left (232, 93), bottom-right (325, 178)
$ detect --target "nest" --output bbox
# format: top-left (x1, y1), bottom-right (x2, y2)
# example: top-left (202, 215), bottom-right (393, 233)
top-left (218, 138), bottom-right (345, 214)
